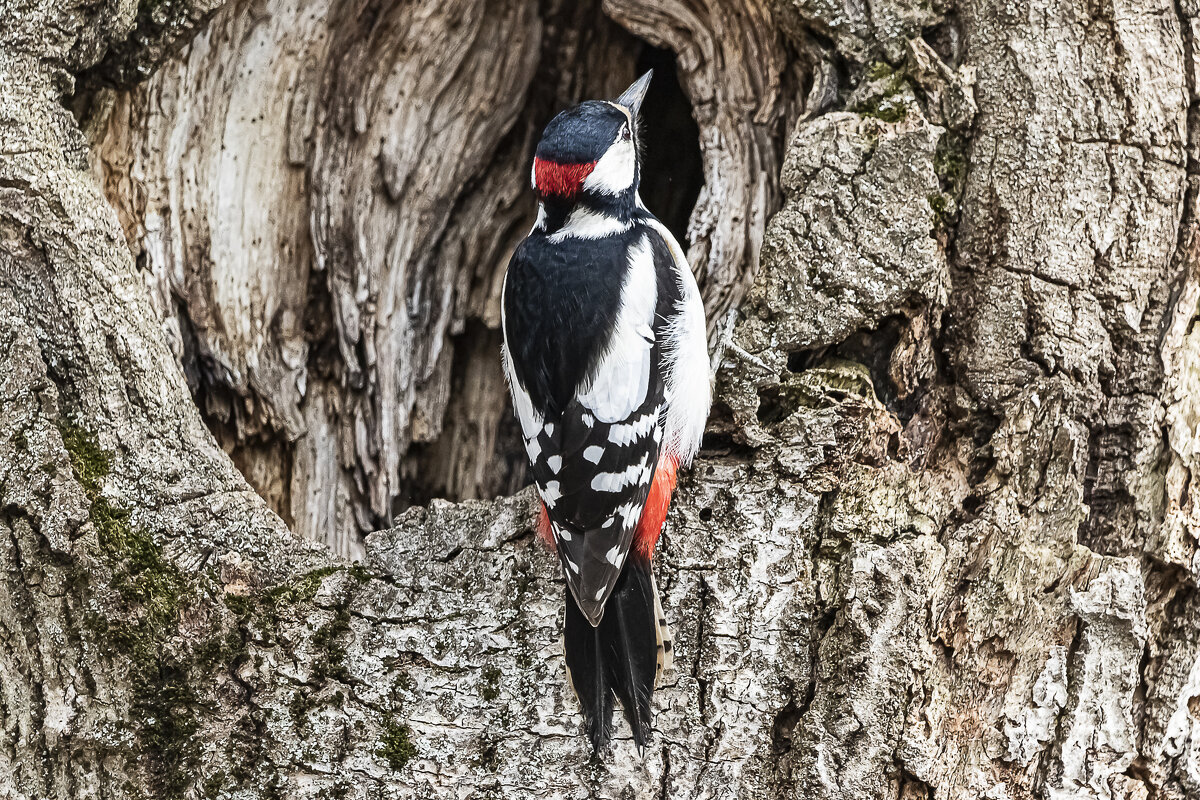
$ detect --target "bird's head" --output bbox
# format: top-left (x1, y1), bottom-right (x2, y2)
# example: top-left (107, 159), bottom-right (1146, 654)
top-left (531, 71), bottom-right (652, 206)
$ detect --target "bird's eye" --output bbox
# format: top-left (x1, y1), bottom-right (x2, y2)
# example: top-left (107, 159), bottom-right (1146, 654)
top-left (620, 124), bottom-right (632, 141)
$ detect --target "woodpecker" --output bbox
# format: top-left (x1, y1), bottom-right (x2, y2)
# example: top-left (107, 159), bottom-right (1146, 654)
top-left (501, 71), bottom-right (711, 754)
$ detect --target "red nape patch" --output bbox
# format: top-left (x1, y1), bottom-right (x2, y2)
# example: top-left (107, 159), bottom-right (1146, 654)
top-left (634, 455), bottom-right (678, 560)
top-left (533, 157), bottom-right (596, 198)
top-left (537, 503), bottom-right (556, 552)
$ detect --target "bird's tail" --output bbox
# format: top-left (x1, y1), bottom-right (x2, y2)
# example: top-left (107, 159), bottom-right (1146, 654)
top-left (564, 555), bottom-right (668, 754)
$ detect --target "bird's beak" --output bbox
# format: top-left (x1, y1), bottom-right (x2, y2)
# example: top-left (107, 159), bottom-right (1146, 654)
top-left (616, 70), bottom-right (653, 119)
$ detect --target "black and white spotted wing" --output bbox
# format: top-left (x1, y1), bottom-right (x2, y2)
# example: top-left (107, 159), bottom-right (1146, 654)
top-left (502, 225), bottom-right (682, 625)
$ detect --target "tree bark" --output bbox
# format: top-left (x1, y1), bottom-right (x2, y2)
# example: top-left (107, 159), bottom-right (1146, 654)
top-left (0, 1), bottom-right (1198, 800)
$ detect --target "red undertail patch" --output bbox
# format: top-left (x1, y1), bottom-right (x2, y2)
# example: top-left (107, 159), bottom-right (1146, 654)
top-left (537, 502), bottom-right (555, 552)
top-left (534, 157), bottom-right (596, 199)
top-left (634, 455), bottom-right (678, 560)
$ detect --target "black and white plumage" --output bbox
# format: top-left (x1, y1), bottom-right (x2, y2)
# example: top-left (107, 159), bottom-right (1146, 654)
top-left (501, 71), bottom-right (710, 753)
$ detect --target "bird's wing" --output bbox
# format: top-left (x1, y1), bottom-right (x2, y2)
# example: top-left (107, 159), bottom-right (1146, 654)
top-left (503, 234), bottom-right (666, 625)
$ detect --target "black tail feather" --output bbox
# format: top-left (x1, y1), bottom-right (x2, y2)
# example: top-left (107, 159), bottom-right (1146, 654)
top-left (565, 557), bottom-right (658, 754)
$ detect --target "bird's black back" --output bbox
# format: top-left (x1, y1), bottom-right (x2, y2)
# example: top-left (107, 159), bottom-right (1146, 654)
top-left (503, 232), bottom-right (629, 416)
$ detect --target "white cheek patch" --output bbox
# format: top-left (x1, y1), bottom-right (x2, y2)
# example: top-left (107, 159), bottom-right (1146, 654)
top-left (583, 136), bottom-right (635, 195)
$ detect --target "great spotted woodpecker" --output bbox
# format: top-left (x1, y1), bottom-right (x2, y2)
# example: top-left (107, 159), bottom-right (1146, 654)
top-left (501, 71), bottom-right (711, 753)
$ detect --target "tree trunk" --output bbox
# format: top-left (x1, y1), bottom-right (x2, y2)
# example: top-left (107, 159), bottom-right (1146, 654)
top-left (1, 0), bottom-right (1198, 798)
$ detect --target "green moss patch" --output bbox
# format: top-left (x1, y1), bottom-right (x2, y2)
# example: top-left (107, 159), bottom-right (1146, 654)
top-left (263, 565), bottom-right (337, 607)
top-left (864, 60), bottom-right (896, 81)
top-left (378, 715), bottom-right (418, 770)
top-left (94, 496), bottom-right (187, 628)
top-left (58, 420), bottom-right (110, 494)
top-left (311, 604), bottom-right (352, 683)
top-left (59, 422), bottom-right (187, 631)
top-left (254, 564), bottom-right (370, 682)
top-left (852, 62), bottom-right (911, 123)
top-left (929, 192), bottom-right (956, 230)
top-left (57, 421), bottom-right (381, 795)
top-left (58, 421), bottom-right (199, 797)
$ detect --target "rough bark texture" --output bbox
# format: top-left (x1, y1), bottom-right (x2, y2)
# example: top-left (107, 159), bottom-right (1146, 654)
top-left (1, 0), bottom-right (1200, 799)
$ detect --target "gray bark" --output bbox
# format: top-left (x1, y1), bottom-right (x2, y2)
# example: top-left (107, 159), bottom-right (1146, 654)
top-left (0, 1), bottom-right (1198, 800)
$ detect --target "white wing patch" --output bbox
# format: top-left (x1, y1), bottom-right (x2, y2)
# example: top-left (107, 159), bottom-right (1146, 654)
top-left (607, 411), bottom-right (657, 446)
top-left (643, 217), bottom-right (710, 466)
top-left (589, 452), bottom-right (652, 493)
top-left (576, 235), bottom-right (657, 423)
